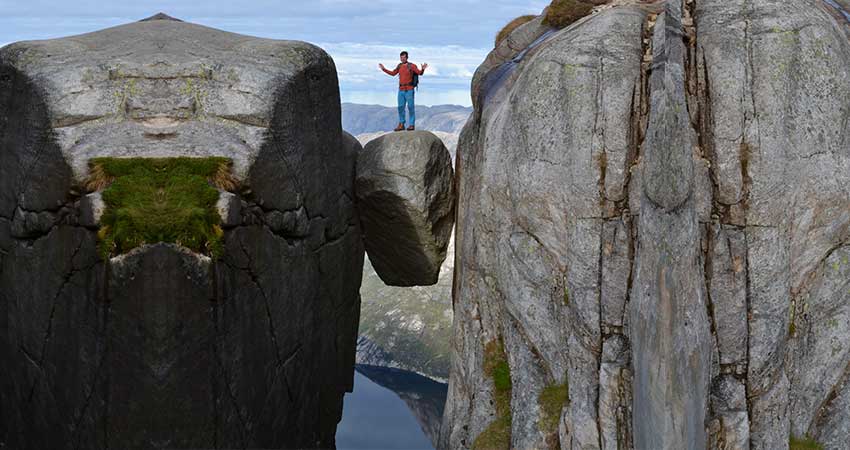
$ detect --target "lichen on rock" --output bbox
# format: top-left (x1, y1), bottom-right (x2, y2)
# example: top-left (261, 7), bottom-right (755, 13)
top-left (472, 338), bottom-right (512, 450)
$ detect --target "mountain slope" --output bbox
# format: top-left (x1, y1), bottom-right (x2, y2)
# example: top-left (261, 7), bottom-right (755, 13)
top-left (342, 102), bottom-right (471, 135)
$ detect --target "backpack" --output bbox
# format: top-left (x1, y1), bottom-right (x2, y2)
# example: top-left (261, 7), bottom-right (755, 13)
top-left (398, 62), bottom-right (419, 89)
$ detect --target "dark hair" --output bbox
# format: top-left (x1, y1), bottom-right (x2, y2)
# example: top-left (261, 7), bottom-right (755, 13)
top-left (400, 51), bottom-right (408, 57)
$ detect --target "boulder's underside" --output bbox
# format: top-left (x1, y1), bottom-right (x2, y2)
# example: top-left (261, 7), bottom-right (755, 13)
top-left (443, 1), bottom-right (850, 449)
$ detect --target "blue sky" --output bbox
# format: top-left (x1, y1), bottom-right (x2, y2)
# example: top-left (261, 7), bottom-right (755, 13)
top-left (0, 0), bottom-right (548, 106)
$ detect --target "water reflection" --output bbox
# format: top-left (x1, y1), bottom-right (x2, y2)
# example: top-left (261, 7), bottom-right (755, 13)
top-left (337, 365), bottom-right (447, 449)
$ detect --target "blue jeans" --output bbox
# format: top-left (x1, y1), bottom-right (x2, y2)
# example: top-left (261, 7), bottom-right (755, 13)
top-left (397, 89), bottom-right (415, 126)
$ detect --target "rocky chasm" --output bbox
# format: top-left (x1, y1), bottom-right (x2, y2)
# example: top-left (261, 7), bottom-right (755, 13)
top-left (0, 14), bottom-right (363, 448)
top-left (442, 0), bottom-right (850, 449)
top-left (1, 0), bottom-right (849, 448)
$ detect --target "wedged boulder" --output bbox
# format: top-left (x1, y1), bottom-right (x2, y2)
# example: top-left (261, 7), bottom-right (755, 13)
top-left (355, 131), bottom-right (455, 287)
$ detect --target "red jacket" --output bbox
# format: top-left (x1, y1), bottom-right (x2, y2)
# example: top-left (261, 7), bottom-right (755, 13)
top-left (382, 62), bottom-right (423, 91)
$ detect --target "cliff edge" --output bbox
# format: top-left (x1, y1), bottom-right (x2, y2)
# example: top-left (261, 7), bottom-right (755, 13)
top-left (0, 14), bottom-right (362, 448)
top-left (442, 0), bottom-right (850, 449)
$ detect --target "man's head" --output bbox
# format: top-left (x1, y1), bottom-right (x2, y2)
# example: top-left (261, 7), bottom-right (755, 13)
top-left (400, 51), bottom-right (408, 63)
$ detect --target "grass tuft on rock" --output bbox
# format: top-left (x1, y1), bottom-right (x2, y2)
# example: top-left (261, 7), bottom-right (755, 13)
top-left (495, 15), bottom-right (537, 47)
top-left (538, 378), bottom-right (569, 433)
top-left (88, 157), bottom-right (235, 259)
top-left (790, 435), bottom-right (824, 450)
top-left (473, 414), bottom-right (511, 450)
top-left (543, 0), bottom-right (595, 29)
top-left (473, 338), bottom-right (512, 450)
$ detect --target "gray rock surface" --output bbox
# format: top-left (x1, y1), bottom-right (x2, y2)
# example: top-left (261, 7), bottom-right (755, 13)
top-left (356, 130), bottom-right (455, 287)
top-left (442, 6), bottom-right (647, 449)
top-left (0, 14), bottom-right (363, 448)
top-left (442, 0), bottom-right (850, 449)
top-left (630, 4), bottom-right (712, 449)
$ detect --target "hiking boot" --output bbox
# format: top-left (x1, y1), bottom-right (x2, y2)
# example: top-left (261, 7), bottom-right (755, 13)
top-left (407, 125), bottom-right (415, 131)
top-left (394, 123), bottom-right (405, 131)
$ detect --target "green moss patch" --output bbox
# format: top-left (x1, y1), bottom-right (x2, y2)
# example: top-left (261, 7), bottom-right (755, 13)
top-left (88, 157), bottom-right (236, 259)
top-left (473, 414), bottom-right (511, 450)
top-left (495, 15), bottom-right (537, 47)
top-left (543, 0), bottom-right (595, 28)
top-left (473, 338), bottom-right (512, 450)
top-left (790, 435), bottom-right (824, 450)
top-left (538, 378), bottom-right (569, 434)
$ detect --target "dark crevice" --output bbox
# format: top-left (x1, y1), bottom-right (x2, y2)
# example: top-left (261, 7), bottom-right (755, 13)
top-left (210, 284), bottom-right (250, 449)
top-left (595, 216), bottom-right (605, 449)
top-left (702, 225), bottom-right (722, 366)
top-left (71, 278), bottom-right (110, 450)
top-left (621, 216), bottom-right (637, 332)
top-left (25, 238), bottom-right (95, 406)
top-left (232, 238), bottom-right (283, 367)
top-left (742, 224), bottom-right (754, 439)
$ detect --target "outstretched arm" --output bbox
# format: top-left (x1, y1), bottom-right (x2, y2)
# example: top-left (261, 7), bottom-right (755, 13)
top-left (411, 63), bottom-right (428, 75)
top-left (379, 63), bottom-right (399, 76)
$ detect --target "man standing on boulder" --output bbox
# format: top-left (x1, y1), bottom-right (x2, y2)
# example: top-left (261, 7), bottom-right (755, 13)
top-left (379, 51), bottom-right (428, 131)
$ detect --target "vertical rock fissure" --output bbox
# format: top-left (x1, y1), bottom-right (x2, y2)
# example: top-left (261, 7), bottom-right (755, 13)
top-left (702, 229), bottom-right (722, 356)
top-left (742, 229), bottom-right (755, 441)
top-left (740, 2), bottom-right (758, 446)
top-left (210, 264), bottom-right (220, 448)
top-left (211, 295), bottom-right (250, 446)
top-left (741, 0), bottom-right (761, 179)
top-left (596, 228), bottom-right (605, 450)
top-left (684, 0), bottom-right (723, 368)
top-left (71, 302), bottom-right (110, 450)
top-left (629, 0), bottom-right (712, 448)
top-left (235, 237), bottom-right (284, 367)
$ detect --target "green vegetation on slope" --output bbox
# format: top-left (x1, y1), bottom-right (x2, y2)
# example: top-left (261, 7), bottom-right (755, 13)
top-left (358, 254), bottom-right (453, 380)
top-left (543, 0), bottom-right (595, 28)
top-left (473, 338), bottom-right (512, 450)
top-left (495, 15), bottom-right (537, 47)
top-left (790, 435), bottom-right (824, 450)
top-left (87, 157), bottom-right (235, 259)
top-left (538, 377), bottom-right (569, 434)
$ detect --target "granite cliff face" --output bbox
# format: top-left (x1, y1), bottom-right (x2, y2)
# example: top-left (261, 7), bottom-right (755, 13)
top-left (0, 14), bottom-right (363, 448)
top-left (442, 0), bottom-right (850, 449)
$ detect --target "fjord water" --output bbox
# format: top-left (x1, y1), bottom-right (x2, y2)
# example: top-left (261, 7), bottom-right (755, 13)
top-left (337, 366), bottom-right (447, 449)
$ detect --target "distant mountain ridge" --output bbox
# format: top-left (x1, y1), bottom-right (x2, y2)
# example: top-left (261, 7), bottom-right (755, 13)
top-left (342, 102), bottom-right (471, 135)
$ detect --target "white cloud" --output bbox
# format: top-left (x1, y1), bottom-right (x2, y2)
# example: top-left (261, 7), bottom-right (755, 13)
top-left (0, 0), bottom-right (551, 105)
top-left (321, 41), bottom-right (485, 97)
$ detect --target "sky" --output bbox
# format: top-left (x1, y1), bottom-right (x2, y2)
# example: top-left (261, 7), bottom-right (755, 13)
top-left (0, 0), bottom-right (549, 106)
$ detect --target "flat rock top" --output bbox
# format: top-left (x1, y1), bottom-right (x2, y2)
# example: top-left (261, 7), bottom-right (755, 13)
top-left (359, 131), bottom-right (449, 174)
top-left (0, 15), bottom-right (335, 181)
top-left (2, 13), bottom-right (318, 73)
